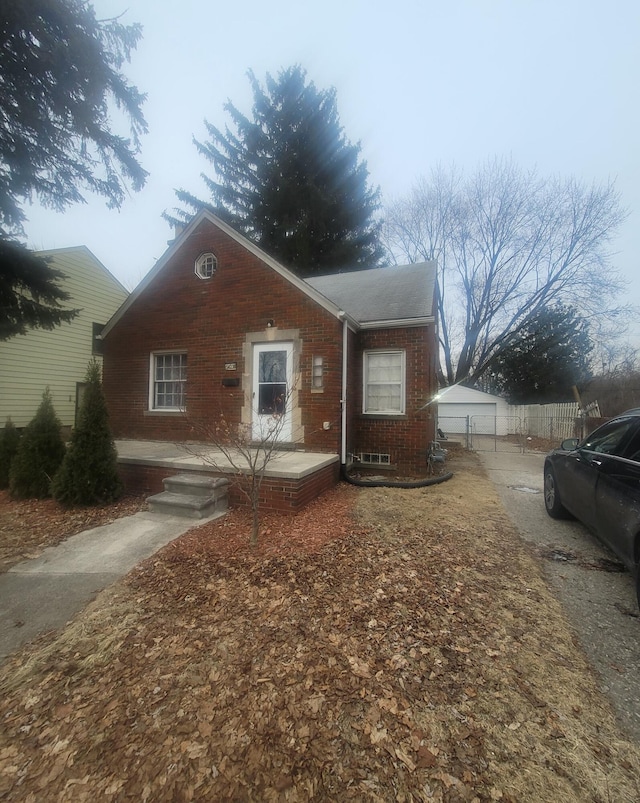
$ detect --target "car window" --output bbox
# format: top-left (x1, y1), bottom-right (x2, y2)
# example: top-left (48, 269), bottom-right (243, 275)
top-left (622, 426), bottom-right (640, 462)
top-left (580, 419), bottom-right (637, 456)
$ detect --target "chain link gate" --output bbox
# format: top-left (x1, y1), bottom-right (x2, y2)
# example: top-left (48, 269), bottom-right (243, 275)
top-left (438, 415), bottom-right (526, 452)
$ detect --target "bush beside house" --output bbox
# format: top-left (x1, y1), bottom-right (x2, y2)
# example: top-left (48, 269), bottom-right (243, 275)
top-left (52, 360), bottom-right (122, 506)
top-left (9, 389), bottom-right (66, 499)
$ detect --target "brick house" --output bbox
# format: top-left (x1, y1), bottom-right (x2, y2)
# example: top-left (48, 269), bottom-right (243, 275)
top-left (102, 210), bottom-right (438, 504)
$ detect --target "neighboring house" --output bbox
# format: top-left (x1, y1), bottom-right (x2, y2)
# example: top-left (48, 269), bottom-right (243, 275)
top-left (437, 385), bottom-right (511, 436)
top-left (102, 210), bottom-right (438, 499)
top-left (0, 247), bottom-right (128, 429)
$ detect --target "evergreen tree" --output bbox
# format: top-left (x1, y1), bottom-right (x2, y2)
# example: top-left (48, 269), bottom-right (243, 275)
top-left (486, 305), bottom-right (593, 404)
top-left (53, 359), bottom-right (122, 506)
top-left (0, 242), bottom-right (78, 340)
top-left (0, 417), bottom-right (20, 489)
top-left (9, 388), bottom-right (66, 498)
top-left (167, 65), bottom-right (383, 276)
top-left (0, 0), bottom-right (147, 340)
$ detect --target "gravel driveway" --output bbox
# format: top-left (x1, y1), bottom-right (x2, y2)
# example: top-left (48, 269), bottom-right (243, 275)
top-left (477, 448), bottom-right (640, 744)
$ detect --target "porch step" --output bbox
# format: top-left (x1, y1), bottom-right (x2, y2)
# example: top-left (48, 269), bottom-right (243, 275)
top-left (147, 474), bottom-right (230, 519)
top-left (163, 473), bottom-right (229, 499)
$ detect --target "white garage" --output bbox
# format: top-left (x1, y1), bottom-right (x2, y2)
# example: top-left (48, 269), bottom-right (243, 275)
top-left (437, 385), bottom-right (510, 436)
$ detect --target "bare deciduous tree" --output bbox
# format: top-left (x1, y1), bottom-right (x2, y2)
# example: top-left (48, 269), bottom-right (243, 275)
top-left (384, 158), bottom-right (629, 386)
top-left (184, 382), bottom-right (299, 547)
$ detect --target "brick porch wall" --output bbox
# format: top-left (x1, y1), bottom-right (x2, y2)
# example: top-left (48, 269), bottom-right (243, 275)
top-left (118, 460), bottom-right (340, 513)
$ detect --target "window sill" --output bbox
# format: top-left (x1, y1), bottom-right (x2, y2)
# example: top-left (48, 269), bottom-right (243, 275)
top-left (144, 410), bottom-right (185, 417)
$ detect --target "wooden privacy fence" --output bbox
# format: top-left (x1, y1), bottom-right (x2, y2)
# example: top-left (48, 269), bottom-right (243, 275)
top-left (508, 401), bottom-right (602, 441)
top-left (438, 401), bottom-right (603, 450)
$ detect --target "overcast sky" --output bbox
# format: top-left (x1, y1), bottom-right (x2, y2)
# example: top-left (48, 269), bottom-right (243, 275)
top-left (24, 0), bottom-right (640, 343)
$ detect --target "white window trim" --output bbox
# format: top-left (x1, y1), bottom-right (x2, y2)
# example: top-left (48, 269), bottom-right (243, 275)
top-left (311, 354), bottom-right (324, 392)
top-left (363, 349), bottom-right (406, 415)
top-left (149, 351), bottom-right (187, 412)
top-left (195, 252), bottom-right (217, 279)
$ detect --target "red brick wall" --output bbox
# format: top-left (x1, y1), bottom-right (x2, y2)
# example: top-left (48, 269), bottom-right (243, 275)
top-left (104, 218), bottom-right (343, 455)
top-left (104, 217), bottom-right (437, 475)
top-left (351, 325), bottom-right (438, 474)
top-left (118, 461), bottom-right (340, 513)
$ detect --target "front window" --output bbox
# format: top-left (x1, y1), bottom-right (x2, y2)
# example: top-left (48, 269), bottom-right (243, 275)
top-left (363, 350), bottom-right (405, 414)
top-left (150, 352), bottom-right (187, 410)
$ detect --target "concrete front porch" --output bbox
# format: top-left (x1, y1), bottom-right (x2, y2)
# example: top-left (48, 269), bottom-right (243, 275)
top-left (115, 440), bottom-right (341, 512)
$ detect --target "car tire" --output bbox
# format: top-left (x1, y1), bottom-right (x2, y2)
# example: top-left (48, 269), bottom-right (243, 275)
top-left (544, 465), bottom-right (569, 519)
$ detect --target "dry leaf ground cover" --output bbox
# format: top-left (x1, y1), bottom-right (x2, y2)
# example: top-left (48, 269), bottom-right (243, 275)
top-left (0, 491), bottom-right (147, 573)
top-left (1, 452), bottom-right (640, 801)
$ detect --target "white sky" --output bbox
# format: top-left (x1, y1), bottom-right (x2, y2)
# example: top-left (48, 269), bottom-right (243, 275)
top-left (24, 0), bottom-right (640, 343)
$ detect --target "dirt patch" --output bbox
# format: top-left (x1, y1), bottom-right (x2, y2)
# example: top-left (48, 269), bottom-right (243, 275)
top-left (1, 453), bottom-right (639, 801)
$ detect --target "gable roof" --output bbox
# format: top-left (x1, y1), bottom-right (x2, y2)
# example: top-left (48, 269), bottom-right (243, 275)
top-left (37, 245), bottom-right (128, 296)
top-left (306, 262), bottom-right (436, 328)
top-left (103, 209), bottom-right (436, 336)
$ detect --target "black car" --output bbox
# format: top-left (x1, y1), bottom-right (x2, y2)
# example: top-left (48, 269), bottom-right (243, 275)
top-left (543, 409), bottom-right (640, 607)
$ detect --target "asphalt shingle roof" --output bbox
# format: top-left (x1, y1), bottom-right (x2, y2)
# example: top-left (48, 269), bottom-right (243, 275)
top-left (305, 262), bottom-right (436, 324)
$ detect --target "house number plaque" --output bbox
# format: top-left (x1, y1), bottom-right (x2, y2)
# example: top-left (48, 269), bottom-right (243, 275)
top-left (224, 362), bottom-right (237, 371)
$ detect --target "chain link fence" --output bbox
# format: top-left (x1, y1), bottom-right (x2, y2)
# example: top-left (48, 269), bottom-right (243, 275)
top-left (438, 413), bottom-right (592, 452)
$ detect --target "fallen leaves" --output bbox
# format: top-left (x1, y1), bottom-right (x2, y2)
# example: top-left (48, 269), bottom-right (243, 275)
top-left (0, 490), bottom-right (147, 572)
top-left (0, 456), bottom-right (639, 801)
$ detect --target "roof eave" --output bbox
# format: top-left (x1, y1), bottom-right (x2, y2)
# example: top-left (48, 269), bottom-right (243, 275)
top-left (358, 316), bottom-right (435, 330)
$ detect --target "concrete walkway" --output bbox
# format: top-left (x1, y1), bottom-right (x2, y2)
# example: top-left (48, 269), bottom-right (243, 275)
top-left (0, 509), bottom-right (224, 661)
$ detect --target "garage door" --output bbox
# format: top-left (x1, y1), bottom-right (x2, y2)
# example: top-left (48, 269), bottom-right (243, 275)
top-left (438, 402), bottom-right (497, 435)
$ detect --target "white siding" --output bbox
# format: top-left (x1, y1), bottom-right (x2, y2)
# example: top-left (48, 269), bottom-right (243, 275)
top-left (436, 386), bottom-right (510, 436)
top-left (0, 247), bottom-right (128, 428)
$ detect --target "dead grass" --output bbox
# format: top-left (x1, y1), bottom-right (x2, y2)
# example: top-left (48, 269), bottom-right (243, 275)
top-left (0, 453), bottom-right (638, 801)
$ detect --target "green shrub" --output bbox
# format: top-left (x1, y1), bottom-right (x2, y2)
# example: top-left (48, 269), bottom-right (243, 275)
top-left (0, 418), bottom-right (21, 489)
top-left (52, 359), bottom-right (122, 506)
top-left (9, 389), bottom-right (66, 499)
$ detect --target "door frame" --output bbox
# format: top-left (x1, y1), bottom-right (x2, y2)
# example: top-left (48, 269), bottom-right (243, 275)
top-left (251, 341), bottom-right (294, 442)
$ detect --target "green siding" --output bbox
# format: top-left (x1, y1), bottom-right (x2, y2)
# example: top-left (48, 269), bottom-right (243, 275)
top-left (0, 247), bottom-right (128, 428)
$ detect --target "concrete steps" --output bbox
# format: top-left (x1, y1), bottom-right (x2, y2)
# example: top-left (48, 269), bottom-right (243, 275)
top-left (147, 473), bottom-right (230, 519)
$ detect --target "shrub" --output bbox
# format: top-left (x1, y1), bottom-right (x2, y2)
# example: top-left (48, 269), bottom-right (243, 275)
top-left (9, 389), bottom-right (66, 499)
top-left (0, 418), bottom-right (21, 489)
top-left (52, 359), bottom-right (122, 506)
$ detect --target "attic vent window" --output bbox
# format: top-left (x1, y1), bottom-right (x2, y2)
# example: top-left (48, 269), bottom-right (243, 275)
top-left (195, 252), bottom-right (217, 279)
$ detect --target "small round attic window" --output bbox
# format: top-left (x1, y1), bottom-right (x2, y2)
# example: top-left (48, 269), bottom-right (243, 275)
top-left (195, 252), bottom-right (217, 279)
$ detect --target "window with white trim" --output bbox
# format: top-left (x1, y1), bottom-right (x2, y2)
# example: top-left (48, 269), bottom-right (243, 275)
top-left (363, 350), bottom-right (405, 414)
top-left (150, 352), bottom-right (187, 410)
top-left (195, 252), bottom-right (217, 279)
top-left (311, 355), bottom-right (324, 390)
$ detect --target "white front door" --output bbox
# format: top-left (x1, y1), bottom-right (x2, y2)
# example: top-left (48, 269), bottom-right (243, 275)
top-left (252, 342), bottom-right (293, 442)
